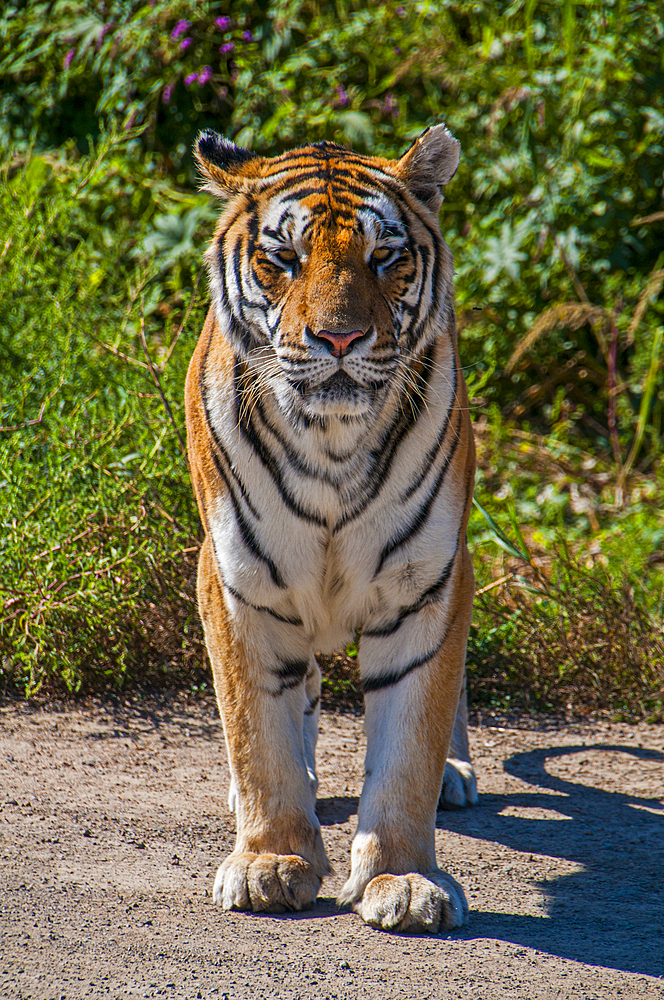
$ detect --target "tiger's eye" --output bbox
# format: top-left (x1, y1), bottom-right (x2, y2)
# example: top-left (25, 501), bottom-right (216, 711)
top-left (276, 248), bottom-right (298, 263)
top-left (371, 246), bottom-right (393, 262)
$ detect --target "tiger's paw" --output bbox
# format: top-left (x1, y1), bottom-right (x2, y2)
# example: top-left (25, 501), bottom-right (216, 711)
top-left (351, 871), bottom-right (468, 933)
top-left (438, 758), bottom-right (478, 810)
top-left (213, 852), bottom-right (322, 913)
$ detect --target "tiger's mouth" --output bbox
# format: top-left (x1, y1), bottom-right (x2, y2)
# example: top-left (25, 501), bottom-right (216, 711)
top-left (311, 370), bottom-right (359, 395)
top-left (288, 368), bottom-right (383, 418)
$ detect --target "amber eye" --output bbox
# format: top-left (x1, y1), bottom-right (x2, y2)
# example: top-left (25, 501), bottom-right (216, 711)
top-left (371, 246), bottom-right (394, 263)
top-left (275, 248), bottom-right (298, 264)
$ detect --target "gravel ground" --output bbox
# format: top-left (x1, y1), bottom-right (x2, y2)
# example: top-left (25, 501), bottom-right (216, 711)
top-left (1, 696), bottom-right (663, 999)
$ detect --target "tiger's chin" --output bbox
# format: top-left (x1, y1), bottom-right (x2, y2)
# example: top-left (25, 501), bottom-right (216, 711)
top-left (281, 371), bottom-right (384, 421)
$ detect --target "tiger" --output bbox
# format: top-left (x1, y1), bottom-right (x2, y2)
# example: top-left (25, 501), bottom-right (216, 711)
top-left (185, 123), bottom-right (477, 934)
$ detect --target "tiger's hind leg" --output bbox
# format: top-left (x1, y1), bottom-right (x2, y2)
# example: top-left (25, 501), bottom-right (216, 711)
top-left (439, 670), bottom-right (478, 810)
top-left (303, 655), bottom-right (322, 797)
top-left (338, 547), bottom-right (474, 933)
top-left (197, 536), bottom-right (329, 913)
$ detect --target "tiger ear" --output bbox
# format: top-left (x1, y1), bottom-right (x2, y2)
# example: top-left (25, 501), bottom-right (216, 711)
top-left (194, 130), bottom-right (262, 198)
top-left (392, 124), bottom-right (460, 213)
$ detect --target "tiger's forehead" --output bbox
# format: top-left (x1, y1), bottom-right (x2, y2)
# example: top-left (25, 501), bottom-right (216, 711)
top-left (255, 142), bottom-right (392, 186)
top-left (256, 177), bottom-right (404, 243)
top-left (247, 144), bottom-right (402, 237)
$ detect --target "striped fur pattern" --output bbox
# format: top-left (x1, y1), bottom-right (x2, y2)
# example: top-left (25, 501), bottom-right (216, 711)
top-left (185, 124), bottom-right (477, 932)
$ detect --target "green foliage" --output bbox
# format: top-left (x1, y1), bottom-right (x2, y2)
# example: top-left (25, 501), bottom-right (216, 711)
top-left (0, 131), bottom-right (208, 694)
top-left (1, 1), bottom-right (663, 710)
top-left (467, 545), bottom-right (664, 722)
top-left (467, 427), bottom-right (664, 720)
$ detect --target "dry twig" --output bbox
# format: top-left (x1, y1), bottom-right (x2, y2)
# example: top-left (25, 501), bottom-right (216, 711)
top-left (505, 303), bottom-right (613, 374)
top-left (88, 327), bottom-right (150, 369)
top-left (626, 266), bottom-right (664, 346)
top-left (138, 306), bottom-right (189, 467)
top-left (159, 267), bottom-right (204, 373)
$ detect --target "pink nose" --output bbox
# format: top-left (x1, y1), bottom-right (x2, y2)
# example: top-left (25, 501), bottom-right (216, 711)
top-left (315, 329), bottom-right (366, 358)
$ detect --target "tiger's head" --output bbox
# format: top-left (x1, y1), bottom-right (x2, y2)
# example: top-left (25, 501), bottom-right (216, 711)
top-left (195, 125), bottom-right (460, 422)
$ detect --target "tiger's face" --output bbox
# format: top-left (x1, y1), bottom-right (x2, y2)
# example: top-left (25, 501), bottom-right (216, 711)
top-left (196, 128), bottom-right (460, 420)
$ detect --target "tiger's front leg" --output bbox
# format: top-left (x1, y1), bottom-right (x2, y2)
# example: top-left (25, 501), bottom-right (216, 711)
top-left (338, 547), bottom-right (474, 933)
top-left (197, 537), bottom-right (329, 912)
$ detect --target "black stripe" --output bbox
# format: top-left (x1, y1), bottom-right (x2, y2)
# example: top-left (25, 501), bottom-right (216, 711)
top-left (200, 381), bottom-right (261, 522)
top-left (202, 351), bottom-right (286, 588)
top-left (363, 547), bottom-right (457, 639)
top-left (304, 694), bottom-right (320, 716)
top-left (252, 396), bottom-right (338, 484)
top-left (199, 332), bottom-right (259, 519)
top-left (332, 397), bottom-right (421, 533)
top-left (274, 658), bottom-right (308, 679)
top-left (246, 203), bottom-right (259, 254)
top-left (216, 259), bottom-right (264, 354)
top-left (401, 350), bottom-right (457, 502)
top-left (241, 413), bottom-right (326, 525)
top-left (270, 176), bottom-right (402, 211)
top-left (329, 180), bottom-right (392, 201)
top-left (271, 657), bottom-right (309, 695)
top-left (362, 646), bottom-right (438, 693)
top-left (278, 185), bottom-right (334, 203)
top-left (224, 582), bottom-right (303, 625)
top-left (232, 240), bottom-right (269, 314)
top-left (402, 233), bottom-right (444, 355)
top-left (373, 406), bottom-right (463, 576)
top-left (234, 370), bottom-right (327, 527)
top-left (364, 470), bottom-right (473, 638)
top-left (260, 157), bottom-right (396, 185)
top-left (362, 607), bottom-right (462, 693)
top-left (217, 460), bottom-right (285, 588)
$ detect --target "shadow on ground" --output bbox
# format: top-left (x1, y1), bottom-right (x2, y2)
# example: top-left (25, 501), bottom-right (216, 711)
top-left (438, 742), bottom-right (664, 978)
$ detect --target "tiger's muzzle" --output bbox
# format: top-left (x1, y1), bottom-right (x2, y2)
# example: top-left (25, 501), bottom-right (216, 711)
top-left (304, 326), bottom-right (375, 359)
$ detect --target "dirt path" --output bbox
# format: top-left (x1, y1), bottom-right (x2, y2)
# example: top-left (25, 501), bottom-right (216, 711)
top-left (1, 697), bottom-right (663, 999)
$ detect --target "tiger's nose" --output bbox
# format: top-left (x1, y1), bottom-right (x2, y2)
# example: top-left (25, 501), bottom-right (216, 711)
top-left (310, 328), bottom-right (368, 358)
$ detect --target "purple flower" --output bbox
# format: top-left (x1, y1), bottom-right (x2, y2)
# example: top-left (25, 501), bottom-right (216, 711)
top-left (184, 72), bottom-right (198, 86)
top-left (384, 92), bottom-right (398, 116)
top-left (64, 48), bottom-right (75, 69)
top-left (179, 38), bottom-right (192, 52)
top-left (394, 45), bottom-right (401, 55)
top-left (242, 30), bottom-right (253, 42)
top-left (396, 6), bottom-right (406, 15)
top-left (171, 20), bottom-right (190, 40)
top-left (97, 22), bottom-right (112, 48)
top-left (198, 66), bottom-right (213, 85)
top-left (333, 85), bottom-right (349, 109)
top-left (219, 41), bottom-right (235, 55)
top-left (215, 16), bottom-right (231, 30)
top-left (162, 84), bottom-right (174, 104)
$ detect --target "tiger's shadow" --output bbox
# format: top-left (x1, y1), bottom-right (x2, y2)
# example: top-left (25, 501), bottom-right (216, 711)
top-left (316, 795), bottom-right (358, 826)
top-left (441, 742), bottom-right (664, 977)
top-left (315, 743), bottom-right (664, 976)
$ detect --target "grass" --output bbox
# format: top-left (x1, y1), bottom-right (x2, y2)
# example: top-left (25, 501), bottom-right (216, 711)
top-left (468, 555), bottom-right (664, 722)
top-left (0, 133), bottom-right (209, 697)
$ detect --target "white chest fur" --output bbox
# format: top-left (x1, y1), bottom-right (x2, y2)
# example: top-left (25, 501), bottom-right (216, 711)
top-left (204, 334), bottom-right (465, 653)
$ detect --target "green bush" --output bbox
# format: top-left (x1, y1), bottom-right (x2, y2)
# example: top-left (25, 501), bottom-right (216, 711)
top-left (0, 131), bottom-right (208, 694)
top-left (1, 1), bottom-right (663, 710)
